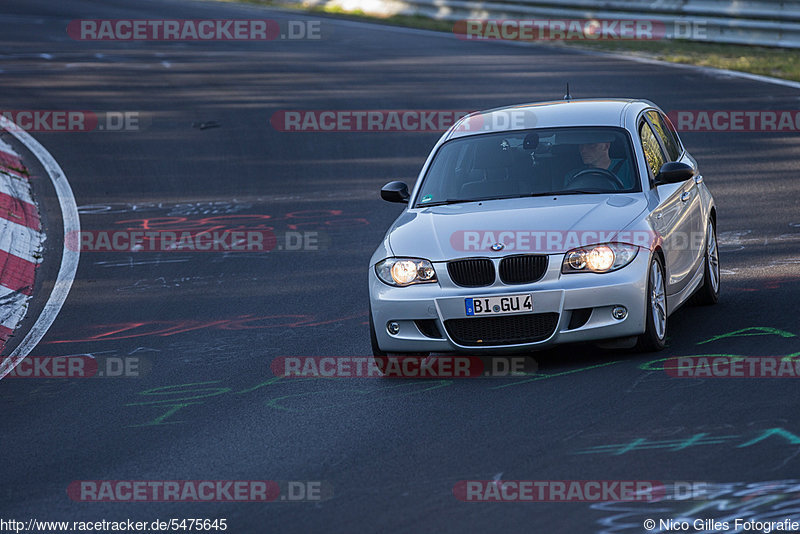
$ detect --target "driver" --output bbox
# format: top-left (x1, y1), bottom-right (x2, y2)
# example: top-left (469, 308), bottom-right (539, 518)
top-left (565, 136), bottom-right (632, 189)
top-left (579, 142), bottom-right (613, 170)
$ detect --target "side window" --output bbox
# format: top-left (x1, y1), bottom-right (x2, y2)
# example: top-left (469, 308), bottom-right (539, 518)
top-left (646, 110), bottom-right (681, 161)
top-left (639, 121), bottom-right (666, 181)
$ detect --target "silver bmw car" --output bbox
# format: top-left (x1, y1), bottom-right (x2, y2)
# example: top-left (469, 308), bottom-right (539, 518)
top-left (368, 99), bottom-right (718, 362)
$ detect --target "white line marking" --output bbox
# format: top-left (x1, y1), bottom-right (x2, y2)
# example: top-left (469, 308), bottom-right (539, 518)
top-left (0, 115), bottom-right (80, 380)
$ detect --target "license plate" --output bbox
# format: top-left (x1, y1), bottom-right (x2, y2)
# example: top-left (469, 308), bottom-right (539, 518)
top-left (465, 294), bottom-right (532, 317)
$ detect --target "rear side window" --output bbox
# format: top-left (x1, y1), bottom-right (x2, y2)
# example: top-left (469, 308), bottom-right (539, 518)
top-left (646, 110), bottom-right (681, 161)
top-left (639, 121), bottom-right (665, 180)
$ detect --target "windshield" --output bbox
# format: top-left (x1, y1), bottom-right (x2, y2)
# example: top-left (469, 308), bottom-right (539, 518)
top-left (414, 127), bottom-right (640, 207)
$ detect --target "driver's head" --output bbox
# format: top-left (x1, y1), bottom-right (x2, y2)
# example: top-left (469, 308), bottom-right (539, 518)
top-left (579, 142), bottom-right (611, 166)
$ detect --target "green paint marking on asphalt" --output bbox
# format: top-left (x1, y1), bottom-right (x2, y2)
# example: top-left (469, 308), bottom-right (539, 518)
top-left (737, 428), bottom-right (800, 448)
top-left (574, 433), bottom-right (741, 455)
top-left (127, 402), bottom-right (203, 427)
top-left (574, 428), bottom-right (800, 455)
top-left (126, 380), bottom-right (232, 406)
top-left (697, 327), bottom-right (796, 345)
top-left (639, 354), bottom-right (741, 371)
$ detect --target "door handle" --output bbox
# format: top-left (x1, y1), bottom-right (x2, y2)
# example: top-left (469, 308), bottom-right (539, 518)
top-left (680, 191), bottom-right (691, 202)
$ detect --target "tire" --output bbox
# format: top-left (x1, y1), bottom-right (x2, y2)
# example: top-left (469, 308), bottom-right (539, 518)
top-left (369, 304), bottom-right (429, 375)
top-left (690, 218), bottom-right (720, 306)
top-left (635, 254), bottom-right (668, 352)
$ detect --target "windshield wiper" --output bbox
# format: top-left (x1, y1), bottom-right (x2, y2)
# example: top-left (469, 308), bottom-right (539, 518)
top-left (421, 198), bottom-right (479, 207)
top-left (421, 195), bottom-right (526, 207)
top-left (545, 189), bottom-right (608, 196)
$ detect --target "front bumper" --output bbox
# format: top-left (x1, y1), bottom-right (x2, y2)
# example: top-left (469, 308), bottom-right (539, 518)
top-left (369, 251), bottom-right (650, 353)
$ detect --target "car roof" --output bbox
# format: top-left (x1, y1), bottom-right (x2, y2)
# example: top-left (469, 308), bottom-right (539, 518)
top-left (445, 98), bottom-right (656, 140)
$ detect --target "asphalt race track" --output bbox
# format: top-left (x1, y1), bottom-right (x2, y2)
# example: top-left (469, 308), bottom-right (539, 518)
top-left (1, 0), bottom-right (800, 532)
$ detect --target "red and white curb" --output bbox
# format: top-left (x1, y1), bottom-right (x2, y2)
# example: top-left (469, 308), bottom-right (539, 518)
top-left (0, 137), bottom-right (43, 351)
top-left (0, 116), bottom-right (80, 379)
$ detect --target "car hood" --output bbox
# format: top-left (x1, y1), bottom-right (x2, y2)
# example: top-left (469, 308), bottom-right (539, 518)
top-left (388, 194), bottom-right (648, 260)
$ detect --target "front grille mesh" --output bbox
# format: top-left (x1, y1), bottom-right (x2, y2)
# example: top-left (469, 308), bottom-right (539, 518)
top-left (447, 258), bottom-right (495, 287)
top-left (499, 255), bottom-right (548, 284)
top-left (444, 313), bottom-right (559, 346)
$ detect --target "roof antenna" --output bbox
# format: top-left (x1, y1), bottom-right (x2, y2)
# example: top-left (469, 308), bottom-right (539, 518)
top-left (563, 83), bottom-right (571, 101)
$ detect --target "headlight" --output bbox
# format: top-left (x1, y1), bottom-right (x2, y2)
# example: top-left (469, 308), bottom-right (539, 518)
top-left (376, 258), bottom-right (437, 286)
top-left (562, 243), bottom-right (638, 274)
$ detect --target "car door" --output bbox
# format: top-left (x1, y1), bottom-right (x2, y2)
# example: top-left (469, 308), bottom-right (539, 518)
top-left (639, 114), bottom-right (700, 297)
top-left (647, 111), bottom-right (705, 282)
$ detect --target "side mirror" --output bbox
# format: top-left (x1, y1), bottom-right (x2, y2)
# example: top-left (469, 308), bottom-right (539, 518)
top-left (655, 162), bottom-right (695, 184)
top-left (380, 181), bottom-right (410, 203)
